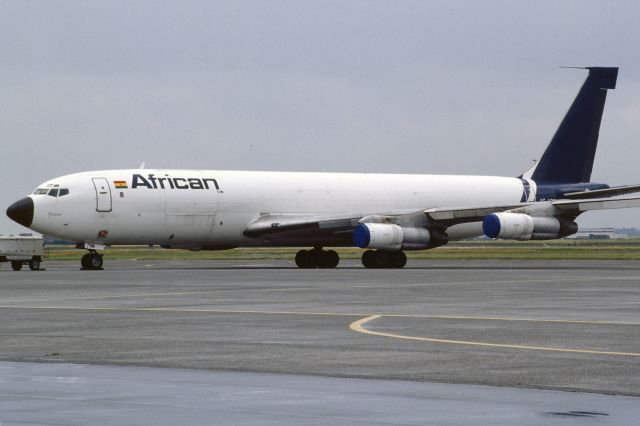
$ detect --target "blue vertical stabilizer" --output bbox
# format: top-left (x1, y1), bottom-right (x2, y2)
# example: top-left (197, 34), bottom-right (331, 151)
top-left (531, 67), bottom-right (618, 184)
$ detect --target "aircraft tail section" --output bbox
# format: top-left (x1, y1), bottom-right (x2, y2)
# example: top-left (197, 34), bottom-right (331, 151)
top-left (530, 67), bottom-right (618, 184)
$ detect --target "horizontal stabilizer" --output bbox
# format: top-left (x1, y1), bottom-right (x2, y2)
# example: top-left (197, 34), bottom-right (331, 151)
top-left (587, 67), bottom-right (618, 89)
top-left (552, 195), bottom-right (640, 213)
top-left (563, 184), bottom-right (640, 199)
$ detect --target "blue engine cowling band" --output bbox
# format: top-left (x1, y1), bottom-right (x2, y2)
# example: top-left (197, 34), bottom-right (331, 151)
top-left (352, 223), bottom-right (371, 248)
top-left (482, 213), bottom-right (501, 239)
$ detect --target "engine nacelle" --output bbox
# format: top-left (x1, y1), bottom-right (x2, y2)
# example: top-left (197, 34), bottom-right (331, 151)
top-left (352, 223), bottom-right (447, 250)
top-left (482, 212), bottom-right (577, 241)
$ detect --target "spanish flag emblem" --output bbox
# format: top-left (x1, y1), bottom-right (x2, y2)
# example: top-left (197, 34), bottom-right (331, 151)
top-left (114, 180), bottom-right (128, 189)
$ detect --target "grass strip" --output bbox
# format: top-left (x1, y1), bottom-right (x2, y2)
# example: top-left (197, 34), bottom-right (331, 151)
top-left (43, 239), bottom-right (640, 261)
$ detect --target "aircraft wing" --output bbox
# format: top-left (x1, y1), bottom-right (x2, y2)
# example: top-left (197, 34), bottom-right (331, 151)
top-left (244, 195), bottom-right (640, 240)
top-left (243, 213), bottom-right (362, 237)
top-left (423, 203), bottom-right (529, 225)
top-left (423, 195), bottom-right (640, 227)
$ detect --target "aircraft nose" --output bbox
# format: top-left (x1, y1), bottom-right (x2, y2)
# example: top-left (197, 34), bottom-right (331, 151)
top-left (6, 197), bottom-right (34, 227)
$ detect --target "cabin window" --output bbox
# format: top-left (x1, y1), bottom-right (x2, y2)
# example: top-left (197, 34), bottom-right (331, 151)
top-left (48, 188), bottom-right (59, 197)
top-left (59, 188), bottom-right (69, 196)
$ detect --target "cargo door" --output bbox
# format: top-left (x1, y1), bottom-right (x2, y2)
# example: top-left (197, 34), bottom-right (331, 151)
top-left (92, 178), bottom-right (112, 212)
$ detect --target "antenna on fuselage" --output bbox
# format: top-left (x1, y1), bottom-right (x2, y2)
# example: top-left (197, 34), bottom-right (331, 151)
top-left (138, 161), bottom-right (146, 169)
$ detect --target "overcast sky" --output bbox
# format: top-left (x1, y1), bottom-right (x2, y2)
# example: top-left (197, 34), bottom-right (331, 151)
top-left (2, 0), bottom-right (640, 234)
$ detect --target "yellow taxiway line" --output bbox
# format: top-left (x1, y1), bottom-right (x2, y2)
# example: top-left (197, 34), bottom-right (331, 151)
top-left (349, 315), bottom-right (640, 357)
top-left (1, 304), bottom-right (639, 356)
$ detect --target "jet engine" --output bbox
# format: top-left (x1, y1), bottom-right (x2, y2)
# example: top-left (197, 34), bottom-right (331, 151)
top-left (352, 223), bottom-right (447, 250)
top-left (482, 212), bottom-right (577, 240)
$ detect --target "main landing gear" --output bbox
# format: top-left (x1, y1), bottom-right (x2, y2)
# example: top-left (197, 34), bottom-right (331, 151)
top-left (361, 249), bottom-right (407, 269)
top-left (293, 248), bottom-right (407, 269)
top-left (81, 250), bottom-right (104, 270)
top-left (295, 248), bottom-right (340, 269)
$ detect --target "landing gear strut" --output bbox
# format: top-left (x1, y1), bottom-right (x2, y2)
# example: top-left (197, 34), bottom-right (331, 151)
top-left (295, 248), bottom-right (339, 269)
top-left (361, 250), bottom-right (407, 269)
top-left (81, 250), bottom-right (104, 270)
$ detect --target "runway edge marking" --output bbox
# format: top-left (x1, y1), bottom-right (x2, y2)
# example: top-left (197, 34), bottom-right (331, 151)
top-left (349, 315), bottom-right (640, 357)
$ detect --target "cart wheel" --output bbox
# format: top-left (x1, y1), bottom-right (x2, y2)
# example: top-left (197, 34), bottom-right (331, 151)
top-left (29, 258), bottom-right (41, 271)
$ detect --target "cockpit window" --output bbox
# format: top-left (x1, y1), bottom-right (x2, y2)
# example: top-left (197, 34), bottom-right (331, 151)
top-left (33, 186), bottom-right (69, 197)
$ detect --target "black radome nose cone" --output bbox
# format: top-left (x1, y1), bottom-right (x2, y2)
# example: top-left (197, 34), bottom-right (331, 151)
top-left (6, 197), bottom-right (34, 227)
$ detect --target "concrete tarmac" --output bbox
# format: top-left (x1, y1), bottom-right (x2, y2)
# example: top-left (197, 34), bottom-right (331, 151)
top-left (1, 259), bottom-right (640, 423)
top-left (2, 361), bottom-right (639, 426)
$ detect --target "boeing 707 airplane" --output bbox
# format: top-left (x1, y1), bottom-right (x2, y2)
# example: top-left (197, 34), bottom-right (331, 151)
top-left (7, 67), bottom-right (640, 270)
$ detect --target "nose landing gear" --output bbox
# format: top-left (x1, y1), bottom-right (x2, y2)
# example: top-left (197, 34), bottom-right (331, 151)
top-left (81, 250), bottom-right (104, 270)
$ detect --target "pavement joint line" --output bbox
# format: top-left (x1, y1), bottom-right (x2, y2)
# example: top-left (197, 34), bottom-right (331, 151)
top-left (1, 276), bottom-right (628, 304)
top-left (0, 305), bottom-right (364, 316)
top-left (349, 315), bottom-right (640, 357)
top-left (0, 305), bottom-right (639, 326)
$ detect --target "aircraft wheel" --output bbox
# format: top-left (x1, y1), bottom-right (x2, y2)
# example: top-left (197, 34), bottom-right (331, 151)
top-left (362, 250), bottom-right (406, 269)
top-left (311, 249), bottom-right (327, 268)
top-left (81, 253), bottom-right (91, 269)
top-left (89, 254), bottom-right (103, 269)
top-left (316, 249), bottom-right (339, 269)
top-left (325, 250), bottom-right (339, 268)
top-left (295, 250), bottom-right (312, 268)
top-left (315, 251), bottom-right (327, 268)
top-left (361, 250), bottom-right (377, 268)
top-left (28, 258), bottom-right (41, 271)
top-left (374, 250), bottom-right (391, 268)
top-left (81, 253), bottom-right (103, 270)
top-left (296, 249), bottom-right (339, 269)
top-left (11, 261), bottom-right (23, 271)
top-left (390, 251), bottom-right (407, 269)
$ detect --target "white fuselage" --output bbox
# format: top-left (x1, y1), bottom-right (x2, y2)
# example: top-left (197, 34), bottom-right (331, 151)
top-left (26, 169), bottom-right (529, 247)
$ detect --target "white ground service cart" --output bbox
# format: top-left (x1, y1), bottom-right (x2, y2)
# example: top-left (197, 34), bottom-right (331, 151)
top-left (0, 235), bottom-right (44, 271)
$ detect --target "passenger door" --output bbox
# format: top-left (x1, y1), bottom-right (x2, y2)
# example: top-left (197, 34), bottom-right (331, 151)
top-left (92, 178), bottom-right (112, 212)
